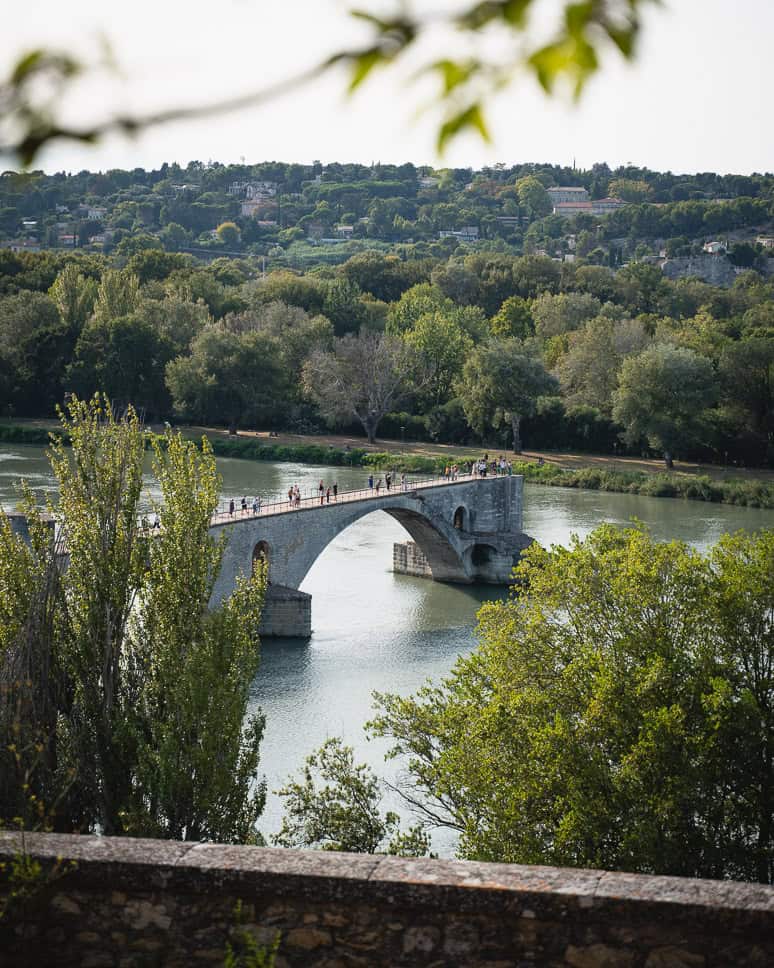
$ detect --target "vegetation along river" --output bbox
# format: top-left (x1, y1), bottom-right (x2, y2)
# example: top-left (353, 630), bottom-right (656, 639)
top-left (3, 442), bottom-right (774, 851)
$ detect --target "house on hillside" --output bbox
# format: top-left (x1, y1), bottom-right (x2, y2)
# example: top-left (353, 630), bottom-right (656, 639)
top-left (439, 226), bottom-right (479, 242)
top-left (547, 186), bottom-right (589, 205)
top-left (702, 240), bottom-right (726, 254)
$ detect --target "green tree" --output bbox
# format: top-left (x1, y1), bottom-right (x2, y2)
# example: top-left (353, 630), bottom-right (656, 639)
top-left (613, 342), bottom-right (717, 465)
top-left (490, 296), bottom-right (534, 340)
top-left (531, 291), bottom-right (601, 339)
top-left (166, 324), bottom-right (287, 433)
top-left (67, 311), bottom-right (173, 416)
top-left (370, 525), bottom-right (774, 883)
top-left (457, 339), bottom-right (557, 452)
top-left (216, 221), bottom-right (241, 248)
top-left (608, 178), bottom-right (652, 203)
top-left (48, 263), bottom-right (97, 331)
top-left (274, 737), bottom-right (429, 855)
top-left (0, 396), bottom-right (266, 841)
top-left (516, 176), bottom-right (552, 221)
top-left (403, 310), bottom-right (473, 407)
top-left (92, 269), bottom-right (141, 324)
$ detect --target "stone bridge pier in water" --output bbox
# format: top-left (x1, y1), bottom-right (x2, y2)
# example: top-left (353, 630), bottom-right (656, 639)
top-left (209, 475), bottom-right (532, 638)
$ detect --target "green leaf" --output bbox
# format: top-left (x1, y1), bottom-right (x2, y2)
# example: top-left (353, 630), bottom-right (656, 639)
top-left (347, 48), bottom-right (386, 92)
top-left (437, 102), bottom-right (491, 153)
top-left (431, 59), bottom-right (477, 96)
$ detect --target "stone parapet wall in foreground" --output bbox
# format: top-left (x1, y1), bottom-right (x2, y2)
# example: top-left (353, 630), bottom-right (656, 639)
top-left (1, 832), bottom-right (773, 967)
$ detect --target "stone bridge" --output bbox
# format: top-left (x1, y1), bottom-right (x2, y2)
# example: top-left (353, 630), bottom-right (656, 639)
top-left (209, 475), bottom-right (531, 637)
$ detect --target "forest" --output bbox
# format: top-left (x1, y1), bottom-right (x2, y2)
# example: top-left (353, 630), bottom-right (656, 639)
top-left (0, 159), bottom-right (772, 467)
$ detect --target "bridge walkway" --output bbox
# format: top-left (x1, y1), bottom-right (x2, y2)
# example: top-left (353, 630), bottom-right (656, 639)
top-left (209, 472), bottom-right (507, 527)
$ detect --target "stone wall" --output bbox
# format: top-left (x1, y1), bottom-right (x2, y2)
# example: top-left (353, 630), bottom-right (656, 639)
top-left (1, 833), bottom-right (773, 967)
top-left (393, 540), bottom-right (433, 578)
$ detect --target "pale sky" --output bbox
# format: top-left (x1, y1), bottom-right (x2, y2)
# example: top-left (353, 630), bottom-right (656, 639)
top-left (4, 0), bottom-right (772, 175)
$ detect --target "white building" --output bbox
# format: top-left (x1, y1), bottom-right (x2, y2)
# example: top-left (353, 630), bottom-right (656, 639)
top-left (547, 186), bottom-right (589, 205)
top-left (439, 226), bottom-right (479, 242)
top-left (702, 241), bottom-right (726, 254)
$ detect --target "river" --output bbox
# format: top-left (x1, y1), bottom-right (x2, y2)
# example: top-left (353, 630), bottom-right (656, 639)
top-left (3, 442), bottom-right (774, 851)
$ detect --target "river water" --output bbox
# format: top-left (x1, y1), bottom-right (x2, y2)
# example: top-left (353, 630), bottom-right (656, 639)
top-left (3, 443), bottom-right (774, 851)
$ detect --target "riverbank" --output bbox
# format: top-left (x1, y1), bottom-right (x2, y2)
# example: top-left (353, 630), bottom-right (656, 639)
top-left (2, 419), bottom-right (773, 509)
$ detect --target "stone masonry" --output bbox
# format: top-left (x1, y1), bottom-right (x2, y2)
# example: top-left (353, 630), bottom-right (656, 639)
top-left (211, 476), bottom-right (532, 636)
top-left (1, 832), bottom-right (772, 967)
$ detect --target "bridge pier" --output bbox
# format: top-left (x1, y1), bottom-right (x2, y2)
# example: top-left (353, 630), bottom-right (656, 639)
top-left (259, 584), bottom-right (312, 639)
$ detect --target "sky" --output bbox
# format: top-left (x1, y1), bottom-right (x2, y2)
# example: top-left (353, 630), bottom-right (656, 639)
top-left (3, 0), bottom-right (773, 175)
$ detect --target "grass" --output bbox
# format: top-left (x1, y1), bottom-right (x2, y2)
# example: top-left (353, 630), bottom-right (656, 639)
top-left (2, 420), bottom-right (773, 509)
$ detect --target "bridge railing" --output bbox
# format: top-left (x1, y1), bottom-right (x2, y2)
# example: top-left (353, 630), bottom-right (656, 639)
top-left (209, 468), bottom-right (510, 525)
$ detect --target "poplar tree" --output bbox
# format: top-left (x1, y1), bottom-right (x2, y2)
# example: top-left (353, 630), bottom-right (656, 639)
top-left (0, 395), bottom-right (266, 842)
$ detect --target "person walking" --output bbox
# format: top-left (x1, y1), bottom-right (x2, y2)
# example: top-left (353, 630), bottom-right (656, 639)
top-left (400, 473), bottom-right (406, 491)
top-left (252, 496), bottom-right (259, 515)
top-left (241, 496), bottom-right (247, 514)
top-left (318, 480), bottom-right (325, 505)
top-left (385, 472), bottom-right (392, 491)
top-left (228, 498), bottom-right (235, 517)
top-left (368, 474), bottom-right (374, 489)
top-left (326, 486), bottom-right (331, 504)
top-left (333, 482), bottom-right (338, 501)
top-left (375, 478), bottom-right (382, 494)
top-left (288, 487), bottom-right (294, 507)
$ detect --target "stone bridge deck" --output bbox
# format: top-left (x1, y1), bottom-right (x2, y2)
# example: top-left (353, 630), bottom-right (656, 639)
top-left (210, 472), bottom-right (481, 525)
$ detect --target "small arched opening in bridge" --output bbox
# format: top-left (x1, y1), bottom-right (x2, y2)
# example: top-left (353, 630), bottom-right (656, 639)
top-left (252, 540), bottom-right (271, 577)
top-left (453, 506), bottom-right (466, 530)
top-left (471, 543), bottom-right (496, 567)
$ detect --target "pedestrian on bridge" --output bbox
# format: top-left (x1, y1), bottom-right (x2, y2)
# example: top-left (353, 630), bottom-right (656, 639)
top-left (229, 498), bottom-right (235, 517)
top-left (241, 496), bottom-right (247, 514)
top-left (333, 482), bottom-right (338, 501)
top-left (326, 486), bottom-right (331, 504)
top-left (318, 480), bottom-right (325, 504)
top-left (368, 474), bottom-right (374, 489)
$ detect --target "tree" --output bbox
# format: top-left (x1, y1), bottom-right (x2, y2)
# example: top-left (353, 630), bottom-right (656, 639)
top-left (516, 176), bottom-right (552, 221)
top-left (216, 221), bottom-right (241, 248)
top-left (490, 296), bottom-right (534, 340)
top-left (49, 263), bottom-right (97, 331)
top-left (273, 738), bottom-right (429, 856)
top-left (531, 291), bottom-right (601, 339)
top-left (67, 311), bottom-right (173, 417)
top-left (457, 339), bottom-right (558, 452)
top-left (608, 178), bottom-right (652, 203)
top-left (0, 396), bottom-right (266, 841)
top-left (613, 342), bottom-right (717, 465)
top-left (166, 324), bottom-right (287, 433)
top-left (302, 330), bottom-right (416, 443)
top-left (403, 310), bottom-right (473, 408)
top-left (92, 269), bottom-right (141, 324)
top-left (370, 525), bottom-right (774, 884)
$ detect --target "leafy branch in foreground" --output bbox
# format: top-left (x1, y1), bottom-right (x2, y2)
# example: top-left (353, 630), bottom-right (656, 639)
top-left (273, 737), bottom-right (430, 857)
top-left (2, 0), bottom-right (658, 163)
